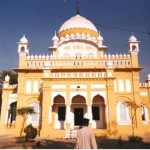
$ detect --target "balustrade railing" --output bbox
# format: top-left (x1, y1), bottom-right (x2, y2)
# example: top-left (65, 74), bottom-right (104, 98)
top-left (25, 54), bottom-right (131, 68)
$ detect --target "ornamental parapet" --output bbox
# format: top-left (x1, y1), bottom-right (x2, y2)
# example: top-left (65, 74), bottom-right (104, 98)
top-left (25, 53), bottom-right (131, 69)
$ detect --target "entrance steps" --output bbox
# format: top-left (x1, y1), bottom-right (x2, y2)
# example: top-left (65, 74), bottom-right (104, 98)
top-left (65, 128), bottom-right (107, 139)
top-left (65, 126), bottom-right (80, 139)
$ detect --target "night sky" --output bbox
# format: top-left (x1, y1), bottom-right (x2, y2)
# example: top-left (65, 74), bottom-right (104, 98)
top-left (0, 0), bottom-right (150, 82)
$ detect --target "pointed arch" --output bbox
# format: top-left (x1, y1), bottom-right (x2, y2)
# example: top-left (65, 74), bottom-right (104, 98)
top-left (72, 94), bottom-right (86, 104)
top-left (92, 94), bottom-right (104, 104)
top-left (53, 94), bottom-right (65, 104)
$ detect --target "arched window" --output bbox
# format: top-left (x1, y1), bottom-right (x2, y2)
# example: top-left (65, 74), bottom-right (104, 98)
top-left (26, 80), bottom-right (31, 93)
top-left (21, 46), bottom-right (25, 52)
top-left (8, 102), bottom-right (17, 124)
top-left (132, 45), bottom-right (136, 51)
top-left (141, 105), bottom-right (149, 124)
top-left (117, 101), bottom-right (130, 125)
top-left (27, 103), bottom-right (40, 126)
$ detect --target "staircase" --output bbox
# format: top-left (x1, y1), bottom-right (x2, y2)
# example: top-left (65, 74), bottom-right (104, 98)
top-left (65, 126), bottom-right (80, 139)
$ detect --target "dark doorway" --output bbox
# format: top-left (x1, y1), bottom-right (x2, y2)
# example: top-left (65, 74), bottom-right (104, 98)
top-left (74, 108), bottom-right (83, 126)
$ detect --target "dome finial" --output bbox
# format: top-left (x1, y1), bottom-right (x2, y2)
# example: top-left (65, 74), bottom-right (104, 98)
top-left (76, 0), bottom-right (80, 14)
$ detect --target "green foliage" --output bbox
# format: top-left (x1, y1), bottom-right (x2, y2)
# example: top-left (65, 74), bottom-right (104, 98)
top-left (0, 70), bottom-right (18, 85)
top-left (24, 124), bottom-right (37, 142)
top-left (16, 107), bottom-right (36, 137)
top-left (0, 70), bottom-right (18, 115)
top-left (16, 107), bottom-right (35, 116)
top-left (128, 135), bottom-right (143, 143)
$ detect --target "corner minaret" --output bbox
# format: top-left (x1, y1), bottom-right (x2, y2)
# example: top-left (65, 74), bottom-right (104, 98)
top-left (18, 35), bottom-right (30, 54)
top-left (17, 35), bottom-right (30, 68)
top-left (127, 34), bottom-right (140, 67)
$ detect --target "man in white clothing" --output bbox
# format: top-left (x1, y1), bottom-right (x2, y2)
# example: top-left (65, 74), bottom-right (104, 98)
top-left (75, 118), bottom-right (97, 149)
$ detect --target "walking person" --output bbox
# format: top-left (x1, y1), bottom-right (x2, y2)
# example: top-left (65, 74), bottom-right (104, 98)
top-left (75, 118), bottom-right (97, 149)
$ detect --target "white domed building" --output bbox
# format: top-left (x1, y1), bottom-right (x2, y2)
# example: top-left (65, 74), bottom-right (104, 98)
top-left (0, 11), bottom-right (150, 139)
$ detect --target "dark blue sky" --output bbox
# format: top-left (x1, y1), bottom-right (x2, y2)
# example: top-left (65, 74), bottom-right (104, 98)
top-left (0, 0), bottom-right (150, 82)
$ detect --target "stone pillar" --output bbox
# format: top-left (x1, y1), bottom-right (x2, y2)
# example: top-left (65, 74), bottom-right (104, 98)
top-left (66, 84), bottom-right (71, 129)
top-left (87, 105), bottom-right (92, 123)
top-left (0, 83), bottom-right (10, 130)
top-left (106, 77), bottom-right (115, 130)
top-left (87, 84), bottom-right (92, 128)
top-left (40, 78), bottom-right (51, 137)
top-left (66, 105), bottom-right (71, 130)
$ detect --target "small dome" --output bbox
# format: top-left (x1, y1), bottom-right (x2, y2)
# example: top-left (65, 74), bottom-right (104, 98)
top-left (128, 35), bottom-right (137, 42)
top-left (20, 35), bottom-right (28, 43)
top-left (97, 35), bottom-right (103, 41)
top-left (52, 34), bottom-right (59, 42)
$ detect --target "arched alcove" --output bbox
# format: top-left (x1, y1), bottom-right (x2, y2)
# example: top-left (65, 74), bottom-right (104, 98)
top-left (53, 94), bottom-right (65, 104)
top-left (93, 94), bottom-right (104, 104)
top-left (92, 94), bottom-right (106, 129)
top-left (72, 94), bottom-right (86, 104)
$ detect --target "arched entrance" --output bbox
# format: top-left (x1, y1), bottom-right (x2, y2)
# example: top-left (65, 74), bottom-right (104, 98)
top-left (92, 94), bottom-right (106, 129)
top-left (71, 95), bottom-right (86, 127)
top-left (53, 94), bottom-right (66, 129)
top-left (8, 101), bottom-right (17, 126)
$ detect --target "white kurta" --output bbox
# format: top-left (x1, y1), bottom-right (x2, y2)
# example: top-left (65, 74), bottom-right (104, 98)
top-left (75, 127), bottom-right (97, 149)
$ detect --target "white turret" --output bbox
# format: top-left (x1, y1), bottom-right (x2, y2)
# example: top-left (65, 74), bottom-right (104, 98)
top-left (127, 34), bottom-right (140, 67)
top-left (128, 34), bottom-right (140, 53)
top-left (18, 35), bottom-right (30, 55)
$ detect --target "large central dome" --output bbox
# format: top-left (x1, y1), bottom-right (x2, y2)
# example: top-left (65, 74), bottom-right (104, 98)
top-left (59, 14), bottom-right (98, 33)
top-left (58, 14), bottom-right (99, 38)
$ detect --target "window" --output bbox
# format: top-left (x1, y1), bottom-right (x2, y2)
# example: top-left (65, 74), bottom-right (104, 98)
top-left (132, 45), bottom-right (136, 51)
top-left (141, 105), bottom-right (149, 124)
top-left (118, 79), bottom-right (124, 92)
top-left (26, 80), bottom-right (31, 93)
top-left (58, 107), bottom-right (66, 121)
top-left (8, 102), bottom-right (17, 124)
top-left (125, 79), bottom-right (131, 92)
top-left (120, 103), bottom-right (127, 121)
top-left (92, 106), bottom-right (100, 120)
top-left (117, 101), bottom-right (130, 125)
top-left (28, 103), bottom-right (40, 126)
top-left (21, 46), bottom-right (25, 52)
top-left (33, 80), bottom-right (38, 93)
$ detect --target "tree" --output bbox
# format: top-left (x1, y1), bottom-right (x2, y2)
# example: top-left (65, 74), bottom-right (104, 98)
top-left (24, 124), bottom-right (37, 142)
top-left (0, 70), bottom-right (18, 86)
top-left (16, 107), bottom-right (36, 137)
top-left (125, 101), bottom-right (140, 137)
top-left (0, 70), bottom-right (18, 116)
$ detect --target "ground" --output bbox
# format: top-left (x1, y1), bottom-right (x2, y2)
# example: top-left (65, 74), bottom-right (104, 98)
top-left (0, 135), bottom-right (150, 149)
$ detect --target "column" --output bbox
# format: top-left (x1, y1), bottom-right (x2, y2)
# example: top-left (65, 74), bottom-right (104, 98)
top-left (66, 105), bottom-right (71, 123)
top-left (66, 84), bottom-right (71, 130)
top-left (106, 78), bottom-right (115, 130)
top-left (40, 78), bottom-right (51, 137)
top-left (87, 105), bottom-right (92, 121)
top-left (87, 84), bottom-right (92, 128)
